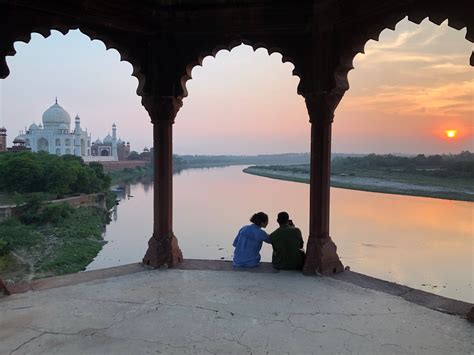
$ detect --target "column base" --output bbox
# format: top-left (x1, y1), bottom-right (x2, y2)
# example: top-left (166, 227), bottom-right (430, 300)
top-left (303, 236), bottom-right (344, 276)
top-left (142, 232), bottom-right (183, 268)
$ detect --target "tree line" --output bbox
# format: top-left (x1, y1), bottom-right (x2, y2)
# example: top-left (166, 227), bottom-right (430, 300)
top-left (331, 151), bottom-right (474, 178)
top-left (249, 151), bottom-right (474, 179)
top-left (0, 152), bottom-right (111, 195)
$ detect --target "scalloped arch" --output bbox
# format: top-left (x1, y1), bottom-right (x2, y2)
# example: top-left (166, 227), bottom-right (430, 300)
top-left (331, 12), bottom-right (474, 98)
top-left (0, 26), bottom-right (146, 97)
top-left (179, 39), bottom-right (303, 100)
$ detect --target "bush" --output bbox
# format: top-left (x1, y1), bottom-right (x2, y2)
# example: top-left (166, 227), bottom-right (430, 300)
top-left (0, 218), bottom-right (37, 248)
top-left (17, 193), bottom-right (45, 225)
top-left (41, 203), bottom-right (74, 225)
top-left (0, 239), bottom-right (10, 256)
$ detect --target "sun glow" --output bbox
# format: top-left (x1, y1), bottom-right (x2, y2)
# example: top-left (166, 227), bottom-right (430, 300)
top-left (445, 130), bottom-right (458, 138)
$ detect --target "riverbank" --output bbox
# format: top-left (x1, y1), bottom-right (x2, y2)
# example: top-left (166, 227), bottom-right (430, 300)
top-left (0, 206), bottom-right (108, 283)
top-left (108, 165), bottom-right (153, 185)
top-left (243, 167), bottom-right (474, 202)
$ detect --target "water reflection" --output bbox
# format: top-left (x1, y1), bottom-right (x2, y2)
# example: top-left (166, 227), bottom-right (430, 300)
top-left (87, 165), bottom-right (473, 302)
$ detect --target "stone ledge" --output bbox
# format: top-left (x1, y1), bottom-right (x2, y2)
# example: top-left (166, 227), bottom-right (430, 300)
top-left (4, 263), bottom-right (146, 294)
top-left (331, 270), bottom-right (473, 319)
top-left (2, 259), bottom-right (472, 320)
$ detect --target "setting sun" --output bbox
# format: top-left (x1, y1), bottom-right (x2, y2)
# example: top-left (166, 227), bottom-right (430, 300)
top-left (445, 130), bottom-right (457, 138)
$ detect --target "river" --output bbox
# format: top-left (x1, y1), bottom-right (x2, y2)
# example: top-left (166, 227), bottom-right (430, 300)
top-left (86, 165), bottom-right (473, 303)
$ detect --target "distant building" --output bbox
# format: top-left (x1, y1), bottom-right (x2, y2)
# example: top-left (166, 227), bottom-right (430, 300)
top-left (0, 127), bottom-right (31, 153)
top-left (140, 147), bottom-right (151, 161)
top-left (0, 127), bottom-right (6, 152)
top-left (117, 140), bottom-right (131, 160)
top-left (12, 99), bottom-right (129, 161)
top-left (91, 124), bottom-right (131, 161)
top-left (7, 137), bottom-right (31, 152)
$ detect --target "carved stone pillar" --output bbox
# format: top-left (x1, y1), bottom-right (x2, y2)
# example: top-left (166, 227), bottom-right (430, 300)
top-left (303, 93), bottom-right (343, 275)
top-left (142, 96), bottom-right (183, 268)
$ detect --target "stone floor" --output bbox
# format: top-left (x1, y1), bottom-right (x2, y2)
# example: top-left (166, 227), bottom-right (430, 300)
top-left (1, 267), bottom-right (472, 354)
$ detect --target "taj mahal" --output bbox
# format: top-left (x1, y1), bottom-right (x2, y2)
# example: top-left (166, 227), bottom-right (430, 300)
top-left (14, 99), bottom-right (130, 161)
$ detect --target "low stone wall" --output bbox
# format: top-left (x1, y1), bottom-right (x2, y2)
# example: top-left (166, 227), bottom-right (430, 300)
top-left (52, 193), bottom-right (106, 210)
top-left (0, 206), bottom-right (13, 222)
top-left (83, 156), bottom-right (118, 163)
top-left (97, 160), bottom-right (148, 172)
top-left (0, 193), bottom-right (106, 222)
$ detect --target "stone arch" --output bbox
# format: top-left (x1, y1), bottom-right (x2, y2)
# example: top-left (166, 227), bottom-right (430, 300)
top-left (37, 137), bottom-right (48, 152)
top-left (55, 138), bottom-right (61, 146)
top-left (177, 38), bottom-right (303, 100)
top-left (330, 9), bottom-right (473, 100)
top-left (100, 149), bottom-right (110, 156)
top-left (65, 138), bottom-right (71, 146)
top-left (65, 148), bottom-right (71, 155)
top-left (55, 148), bottom-right (61, 155)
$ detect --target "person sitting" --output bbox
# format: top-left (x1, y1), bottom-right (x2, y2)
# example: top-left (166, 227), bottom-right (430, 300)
top-left (270, 212), bottom-right (305, 270)
top-left (232, 212), bottom-right (271, 267)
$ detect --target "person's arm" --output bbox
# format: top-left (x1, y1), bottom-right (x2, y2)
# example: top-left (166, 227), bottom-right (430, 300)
top-left (260, 230), bottom-right (272, 244)
top-left (296, 228), bottom-right (304, 249)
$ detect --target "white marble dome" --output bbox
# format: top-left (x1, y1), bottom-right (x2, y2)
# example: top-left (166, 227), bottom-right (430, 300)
top-left (103, 134), bottom-right (113, 144)
top-left (42, 100), bottom-right (71, 126)
top-left (29, 123), bottom-right (39, 130)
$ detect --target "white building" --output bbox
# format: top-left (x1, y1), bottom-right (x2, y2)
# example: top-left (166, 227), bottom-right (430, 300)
top-left (16, 99), bottom-right (118, 161)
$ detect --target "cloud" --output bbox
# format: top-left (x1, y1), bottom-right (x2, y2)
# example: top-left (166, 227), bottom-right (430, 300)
top-left (419, 25), bottom-right (448, 46)
top-left (424, 62), bottom-right (471, 74)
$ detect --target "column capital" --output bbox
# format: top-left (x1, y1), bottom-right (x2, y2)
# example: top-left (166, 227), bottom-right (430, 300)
top-left (303, 92), bottom-right (343, 124)
top-left (141, 95), bottom-right (183, 124)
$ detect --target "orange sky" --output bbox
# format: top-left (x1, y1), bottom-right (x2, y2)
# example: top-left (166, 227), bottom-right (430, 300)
top-left (0, 18), bottom-right (472, 154)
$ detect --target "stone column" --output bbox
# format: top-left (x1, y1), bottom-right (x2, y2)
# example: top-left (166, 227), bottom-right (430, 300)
top-left (303, 93), bottom-right (343, 275)
top-left (142, 96), bottom-right (183, 268)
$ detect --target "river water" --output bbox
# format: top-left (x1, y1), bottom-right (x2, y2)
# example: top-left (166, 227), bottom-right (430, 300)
top-left (87, 165), bottom-right (473, 303)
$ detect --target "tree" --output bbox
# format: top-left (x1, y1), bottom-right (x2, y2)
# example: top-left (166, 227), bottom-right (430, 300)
top-left (128, 151), bottom-right (141, 160)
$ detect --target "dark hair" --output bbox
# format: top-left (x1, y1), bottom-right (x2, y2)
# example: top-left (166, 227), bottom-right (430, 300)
top-left (277, 211), bottom-right (289, 224)
top-left (250, 212), bottom-right (268, 226)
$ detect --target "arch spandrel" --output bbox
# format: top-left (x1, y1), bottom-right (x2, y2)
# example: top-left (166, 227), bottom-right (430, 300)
top-left (1, 0), bottom-right (472, 117)
top-left (0, 3), bottom-right (148, 96)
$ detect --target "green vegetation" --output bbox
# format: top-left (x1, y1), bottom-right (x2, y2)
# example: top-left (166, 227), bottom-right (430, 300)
top-left (244, 152), bottom-right (474, 202)
top-left (0, 152), bottom-right (114, 282)
top-left (108, 165), bottom-right (153, 184)
top-left (0, 202), bottom-right (107, 281)
top-left (0, 152), bottom-right (111, 196)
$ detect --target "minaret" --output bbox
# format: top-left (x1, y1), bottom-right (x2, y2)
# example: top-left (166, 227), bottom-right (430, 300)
top-left (74, 115), bottom-right (81, 156)
top-left (112, 123), bottom-right (118, 160)
top-left (0, 127), bottom-right (6, 152)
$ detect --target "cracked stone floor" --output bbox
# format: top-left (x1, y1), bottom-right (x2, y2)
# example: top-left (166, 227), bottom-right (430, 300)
top-left (0, 269), bottom-right (472, 354)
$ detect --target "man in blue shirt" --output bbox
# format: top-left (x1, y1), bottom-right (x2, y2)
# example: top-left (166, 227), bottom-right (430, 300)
top-left (233, 212), bottom-right (271, 267)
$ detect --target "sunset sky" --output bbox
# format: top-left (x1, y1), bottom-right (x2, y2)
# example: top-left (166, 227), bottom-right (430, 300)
top-left (0, 18), bottom-right (472, 155)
